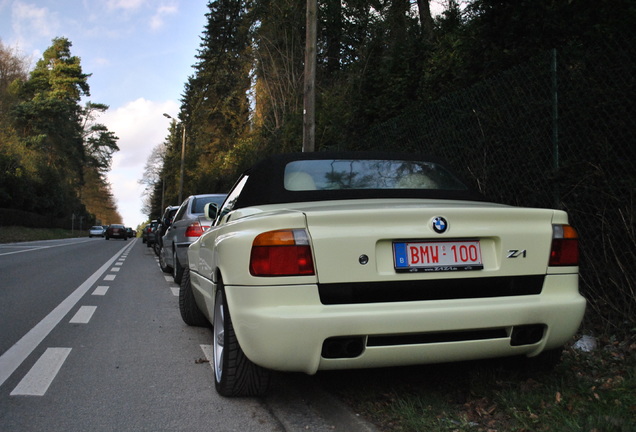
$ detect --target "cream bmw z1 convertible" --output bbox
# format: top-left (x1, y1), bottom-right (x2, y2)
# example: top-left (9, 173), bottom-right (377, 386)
top-left (181, 152), bottom-right (586, 396)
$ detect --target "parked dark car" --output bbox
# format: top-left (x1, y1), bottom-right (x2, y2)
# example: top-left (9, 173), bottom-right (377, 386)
top-left (143, 220), bottom-right (158, 247)
top-left (160, 194), bottom-right (227, 283)
top-left (154, 205), bottom-right (180, 257)
top-left (105, 224), bottom-right (127, 240)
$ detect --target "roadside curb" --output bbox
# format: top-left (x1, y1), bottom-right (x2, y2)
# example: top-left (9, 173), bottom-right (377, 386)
top-left (265, 372), bottom-right (379, 432)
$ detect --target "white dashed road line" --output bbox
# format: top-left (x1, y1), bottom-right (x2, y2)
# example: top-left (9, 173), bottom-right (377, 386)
top-left (69, 306), bottom-right (97, 324)
top-left (10, 348), bottom-right (72, 396)
top-left (92, 286), bottom-right (109, 296)
top-left (0, 242), bottom-right (133, 389)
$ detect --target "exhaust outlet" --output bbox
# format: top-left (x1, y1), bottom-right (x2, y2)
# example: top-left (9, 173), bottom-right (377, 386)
top-left (321, 337), bottom-right (365, 359)
top-left (510, 324), bottom-right (546, 346)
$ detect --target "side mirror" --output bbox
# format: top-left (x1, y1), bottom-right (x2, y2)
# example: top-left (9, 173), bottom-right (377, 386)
top-left (204, 202), bottom-right (218, 221)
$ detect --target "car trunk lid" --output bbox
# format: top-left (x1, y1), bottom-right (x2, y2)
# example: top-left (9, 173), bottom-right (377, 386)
top-left (301, 199), bottom-right (560, 284)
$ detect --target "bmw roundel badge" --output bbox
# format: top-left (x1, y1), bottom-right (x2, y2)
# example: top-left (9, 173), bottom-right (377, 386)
top-left (432, 217), bottom-right (448, 234)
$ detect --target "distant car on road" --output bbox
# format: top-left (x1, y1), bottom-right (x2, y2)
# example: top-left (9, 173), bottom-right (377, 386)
top-left (89, 226), bottom-right (105, 238)
top-left (126, 227), bottom-right (135, 238)
top-left (181, 152), bottom-right (586, 397)
top-left (105, 224), bottom-right (127, 240)
top-left (160, 194), bottom-right (227, 283)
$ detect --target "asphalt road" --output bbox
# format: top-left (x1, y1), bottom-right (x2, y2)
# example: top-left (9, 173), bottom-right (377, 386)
top-left (0, 238), bottom-right (377, 432)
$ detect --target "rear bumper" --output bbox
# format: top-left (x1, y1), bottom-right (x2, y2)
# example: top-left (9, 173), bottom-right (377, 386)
top-left (175, 242), bottom-right (192, 266)
top-left (225, 273), bottom-right (585, 374)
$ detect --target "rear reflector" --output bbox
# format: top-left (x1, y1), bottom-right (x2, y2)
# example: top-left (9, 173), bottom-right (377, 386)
top-left (549, 224), bottom-right (579, 266)
top-left (250, 229), bottom-right (315, 276)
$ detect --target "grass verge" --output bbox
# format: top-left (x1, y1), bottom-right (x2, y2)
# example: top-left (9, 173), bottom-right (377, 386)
top-left (320, 338), bottom-right (635, 432)
top-left (0, 226), bottom-right (86, 243)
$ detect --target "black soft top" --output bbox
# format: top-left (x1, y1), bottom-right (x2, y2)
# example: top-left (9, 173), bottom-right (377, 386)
top-left (231, 151), bottom-right (486, 209)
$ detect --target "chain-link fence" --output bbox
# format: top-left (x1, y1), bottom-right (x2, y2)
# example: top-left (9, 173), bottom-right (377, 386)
top-left (362, 35), bottom-right (635, 336)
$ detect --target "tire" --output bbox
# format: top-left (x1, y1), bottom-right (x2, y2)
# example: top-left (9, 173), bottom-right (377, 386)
top-left (105, 236), bottom-right (109, 240)
top-left (213, 285), bottom-right (270, 397)
top-left (159, 247), bottom-right (173, 273)
top-left (172, 249), bottom-right (184, 284)
top-left (178, 268), bottom-right (208, 327)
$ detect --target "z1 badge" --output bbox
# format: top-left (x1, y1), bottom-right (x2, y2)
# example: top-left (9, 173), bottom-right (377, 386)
top-left (507, 249), bottom-right (527, 258)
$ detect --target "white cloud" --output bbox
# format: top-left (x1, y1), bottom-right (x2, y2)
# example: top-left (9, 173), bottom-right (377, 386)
top-left (11, 1), bottom-right (59, 48)
top-left (93, 57), bottom-right (110, 66)
top-left (99, 97), bottom-right (179, 226)
top-left (101, 97), bottom-right (176, 166)
top-left (104, 0), bottom-right (147, 12)
top-left (149, 4), bottom-right (178, 31)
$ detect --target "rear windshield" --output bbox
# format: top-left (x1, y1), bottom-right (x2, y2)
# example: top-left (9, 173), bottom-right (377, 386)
top-left (284, 159), bottom-right (467, 192)
top-left (192, 195), bottom-right (226, 214)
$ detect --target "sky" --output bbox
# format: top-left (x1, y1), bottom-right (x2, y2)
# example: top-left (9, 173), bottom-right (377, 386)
top-left (0, 0), bottom-right (210, 227)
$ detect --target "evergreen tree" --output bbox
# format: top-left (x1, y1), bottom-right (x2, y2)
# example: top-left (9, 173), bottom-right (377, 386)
top-left (252, 0), bottom-right (305, 145)
top-left (10, 38), bottom-right (88, 216)
top-left (147, 0), bottom-right (635, 216)
top-left (186, 0), bottom-right (254, 194)
top-left (3, 37), bottom-right (120, 224)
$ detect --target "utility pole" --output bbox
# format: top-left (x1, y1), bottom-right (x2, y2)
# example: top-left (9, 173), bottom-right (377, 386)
top-left (178, 125), bottom-right (186, 204)
top-left (303, 0), bottom-right (317, 152)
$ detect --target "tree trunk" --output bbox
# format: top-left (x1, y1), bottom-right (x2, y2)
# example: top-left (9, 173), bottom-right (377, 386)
top-left (417, 0), bottom-right (434, 41)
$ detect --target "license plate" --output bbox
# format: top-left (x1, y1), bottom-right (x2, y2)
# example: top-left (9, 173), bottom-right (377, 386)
top-left (394, 240), bottom-right (483, 272)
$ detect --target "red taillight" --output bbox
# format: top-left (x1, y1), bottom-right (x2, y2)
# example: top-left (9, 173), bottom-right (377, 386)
top-left (185, 221), bottom-right (209, 238)
top-left (249, 229), bottom-right (315, 276)
top-left (549, 224), bottom-right (579, 266)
